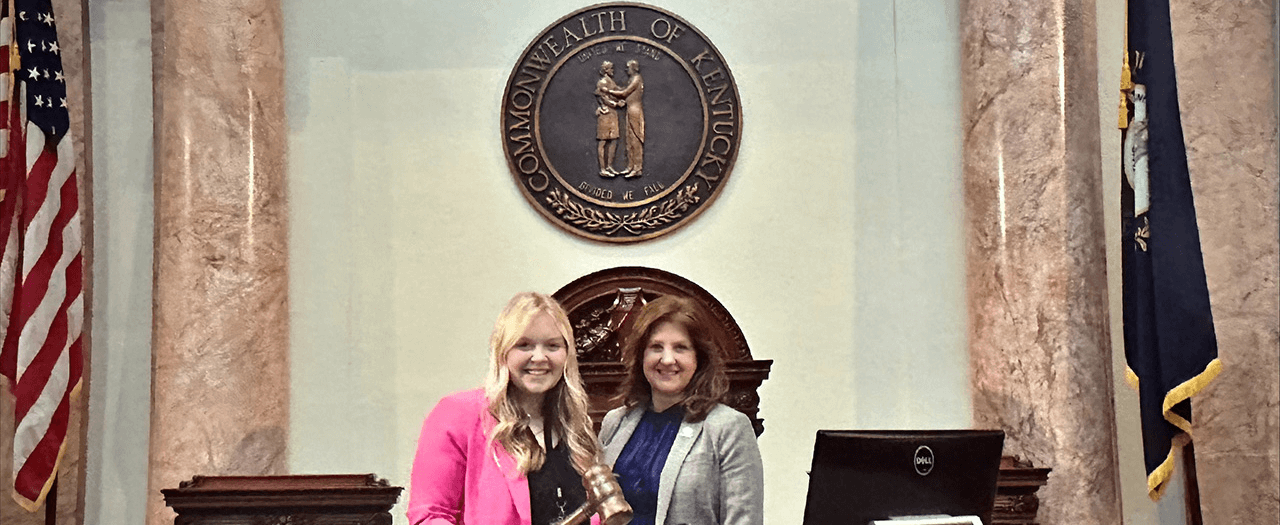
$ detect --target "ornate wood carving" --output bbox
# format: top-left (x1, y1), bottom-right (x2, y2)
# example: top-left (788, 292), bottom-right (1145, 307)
top-left (993, 456), bottom-right (1051, 525)
top-left (553, 266), bottom-right (772, 435)
top-left (161, 474), bottom-right (402, 525)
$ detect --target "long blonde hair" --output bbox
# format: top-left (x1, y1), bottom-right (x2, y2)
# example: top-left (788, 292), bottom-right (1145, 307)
top-left (484, 292), bottom-right (599, 475)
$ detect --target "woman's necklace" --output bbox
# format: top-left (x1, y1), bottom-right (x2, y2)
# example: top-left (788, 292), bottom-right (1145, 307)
top-left (555, 485), bottom-right (568, 518)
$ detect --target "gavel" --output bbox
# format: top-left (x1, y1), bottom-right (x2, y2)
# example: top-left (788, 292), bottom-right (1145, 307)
top-left (553, 462), bottom-right (633, 525)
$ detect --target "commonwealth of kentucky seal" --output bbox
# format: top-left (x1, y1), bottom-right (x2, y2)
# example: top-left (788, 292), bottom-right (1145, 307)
top-left (501, 3), bottom-right (741, 243)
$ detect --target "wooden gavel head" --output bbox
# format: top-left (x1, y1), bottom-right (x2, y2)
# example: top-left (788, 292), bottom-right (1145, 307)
top-left (553, 462), bottom-right (633, 525)
top-left (582, 463), bottom-right (632, 525)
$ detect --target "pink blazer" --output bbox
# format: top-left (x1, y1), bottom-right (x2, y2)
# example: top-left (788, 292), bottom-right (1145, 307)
top-left (408, 388), bottom-right (600, 525)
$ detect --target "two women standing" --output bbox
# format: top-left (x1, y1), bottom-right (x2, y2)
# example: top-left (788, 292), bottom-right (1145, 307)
top-left (408, 292), bottom-right (763, 525)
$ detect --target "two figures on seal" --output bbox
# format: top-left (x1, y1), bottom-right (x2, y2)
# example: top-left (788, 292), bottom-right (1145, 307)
top-left (595, 60), bottom-right (645, 179)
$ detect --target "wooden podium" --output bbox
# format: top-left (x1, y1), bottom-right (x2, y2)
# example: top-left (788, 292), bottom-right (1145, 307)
top-left (994, 456), bottom-right (1051, 525)
top-left (161, 474), bottom-right (402, 525)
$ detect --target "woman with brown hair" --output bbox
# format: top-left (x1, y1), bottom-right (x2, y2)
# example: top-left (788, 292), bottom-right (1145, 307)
top-left (599, 295), bottom-right (764, 525)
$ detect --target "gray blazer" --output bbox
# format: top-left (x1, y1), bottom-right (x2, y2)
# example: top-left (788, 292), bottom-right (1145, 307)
top-left (599, 403), bottom-right (764, 525)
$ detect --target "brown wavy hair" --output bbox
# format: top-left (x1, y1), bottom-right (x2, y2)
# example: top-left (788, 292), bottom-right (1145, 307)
top-left (484, 292), bottom-right (599, 475)
top-left (614, 294), bottom-right (728, 422)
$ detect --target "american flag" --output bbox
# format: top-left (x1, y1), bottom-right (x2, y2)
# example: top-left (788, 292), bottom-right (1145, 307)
top-left (0, 0), bottom-right (84, 511)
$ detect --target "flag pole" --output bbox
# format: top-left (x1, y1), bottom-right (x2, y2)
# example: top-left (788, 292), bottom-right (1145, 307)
top-left (44, 476), bottom-right (56, 525)
top-left (1182, 442), bottom-right (1204, 525)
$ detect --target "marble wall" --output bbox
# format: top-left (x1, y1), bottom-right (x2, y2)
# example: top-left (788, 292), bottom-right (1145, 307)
top-left (1170, 1), bottom-right (1280, 523)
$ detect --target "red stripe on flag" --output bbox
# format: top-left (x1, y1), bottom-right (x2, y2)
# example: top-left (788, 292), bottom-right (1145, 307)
top-left (12, 255), bottom-right (79, 503)
top-left (14, 249), bottom-right (80, 422)
top-left (12, 369), bottom-right (74, 502)
top-left (8, 145), bottom-right (59, 328)
top-left (19, 140), bottom-right (57, 232)
top-left (12, 163), bottom-right (79, 417)
top-left (0, 171), bottom-right (19, 383)
top-left (0, 36), bottom-right (21, 384)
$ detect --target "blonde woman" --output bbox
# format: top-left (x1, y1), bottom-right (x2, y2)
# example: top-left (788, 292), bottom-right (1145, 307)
top-left (409, 293), bottom-right (601, 525)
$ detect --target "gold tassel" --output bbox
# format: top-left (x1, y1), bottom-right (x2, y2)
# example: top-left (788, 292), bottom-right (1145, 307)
top-left (1119, 56), bottom-right (1132, 129)
top-left (1119, 0), bottom-right (1132, 129)
top-left (1121, 0), bottom-right (1131, 129)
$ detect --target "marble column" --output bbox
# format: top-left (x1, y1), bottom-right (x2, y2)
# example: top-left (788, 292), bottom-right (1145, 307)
top-left (147, 1), bottom-right (289, 525)
top-left (1169, 1), bottom-right (1280, 523)
top-left (962, 1), bottom-right (1123, 524)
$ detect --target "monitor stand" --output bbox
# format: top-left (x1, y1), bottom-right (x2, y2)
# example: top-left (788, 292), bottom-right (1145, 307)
top-left (873, 515), bottom-right (984, 525)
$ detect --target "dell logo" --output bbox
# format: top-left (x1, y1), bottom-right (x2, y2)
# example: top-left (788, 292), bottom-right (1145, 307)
top-left (913, 446), bottom-right (935, 476)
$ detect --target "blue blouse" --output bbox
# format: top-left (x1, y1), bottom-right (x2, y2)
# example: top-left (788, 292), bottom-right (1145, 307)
top-left (613, 406), bottom-right (685, 525)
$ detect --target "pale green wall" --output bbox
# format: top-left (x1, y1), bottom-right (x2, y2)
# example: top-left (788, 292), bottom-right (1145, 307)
top-left (86, 0), bottom-right (154, 523)
top-left (850, 0), bottom-right (968, 430)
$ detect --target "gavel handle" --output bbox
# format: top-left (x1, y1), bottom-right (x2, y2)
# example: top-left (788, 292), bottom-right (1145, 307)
top-left (551, 502), bottom-right (593, 525)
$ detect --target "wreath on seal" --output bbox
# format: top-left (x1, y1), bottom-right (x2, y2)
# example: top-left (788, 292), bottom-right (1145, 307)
top-left (545, 183), bottom-right (702, 235)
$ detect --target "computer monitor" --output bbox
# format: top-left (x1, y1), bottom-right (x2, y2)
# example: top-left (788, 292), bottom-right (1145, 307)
top-left (801, 429), bottom-right (1006, 525)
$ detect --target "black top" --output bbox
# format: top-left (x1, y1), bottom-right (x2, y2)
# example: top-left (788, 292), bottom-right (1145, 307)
top-left (528, 423), bottom-right (587, 525)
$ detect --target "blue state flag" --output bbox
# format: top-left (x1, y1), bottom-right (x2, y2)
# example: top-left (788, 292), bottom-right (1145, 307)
top-left (1121, 0), bottom-right (1222, 502)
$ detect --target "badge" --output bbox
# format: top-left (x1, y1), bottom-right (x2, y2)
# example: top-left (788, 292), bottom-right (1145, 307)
top-left (501, 3), bottom-right (741, 242)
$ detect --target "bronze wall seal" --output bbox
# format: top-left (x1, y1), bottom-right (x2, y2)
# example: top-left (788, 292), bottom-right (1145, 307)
top-left (501, 2), bottom-right (741, 243)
